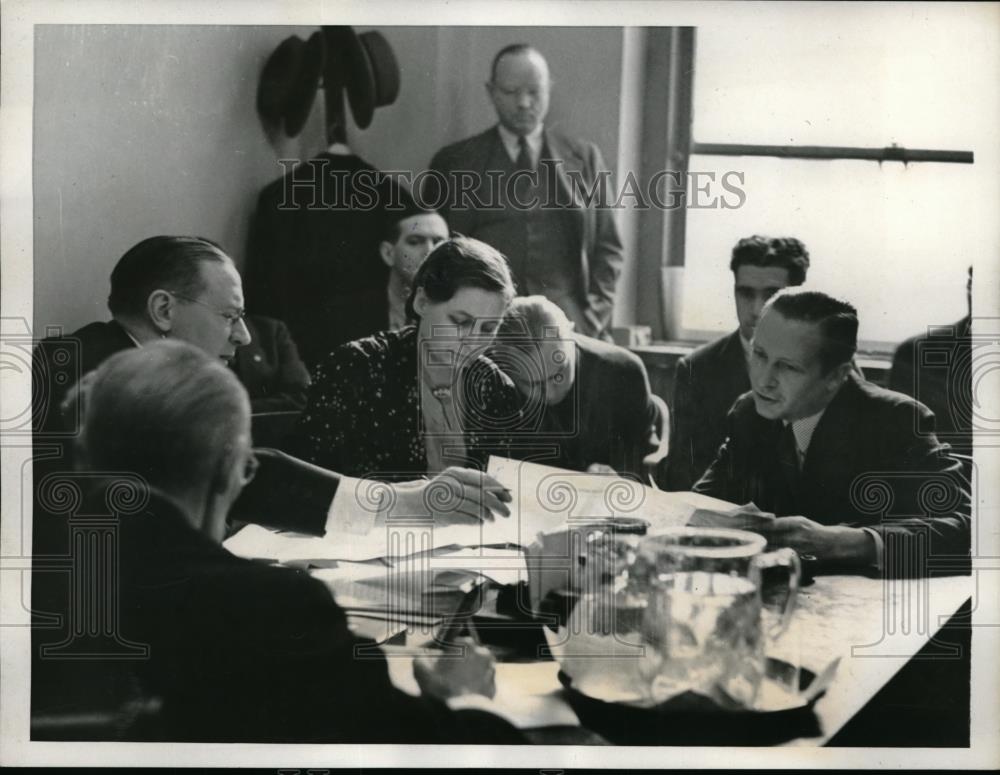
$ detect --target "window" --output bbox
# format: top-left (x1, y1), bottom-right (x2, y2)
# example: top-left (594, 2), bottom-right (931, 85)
top-left (680, 17), bottom-right (996, 348)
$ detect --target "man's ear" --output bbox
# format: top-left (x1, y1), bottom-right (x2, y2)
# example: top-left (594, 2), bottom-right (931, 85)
top-left (828, 360), bottom-right (854, 389)
top-left (379, 240), bottom-right (395, 269)
top-left (147, 289), bottom-right (174, 334)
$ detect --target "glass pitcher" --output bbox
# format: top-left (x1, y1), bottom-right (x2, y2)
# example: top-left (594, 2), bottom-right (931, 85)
top-left (552, 526), bottom-right (800, 708)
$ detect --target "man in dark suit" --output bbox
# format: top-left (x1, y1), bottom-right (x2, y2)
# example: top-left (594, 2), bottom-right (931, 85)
top-left (232, 313), bottom-right (311, 413)
top-left (694, 289), bottom-right (970, 575)
top-left (425, 44), bottom-right (623, 341)
top-left (33, 235), bottom-right (512, 534)
top-left (664, 236), bottom-right (810, 490)
top-left (493, 295), bottom-right (658, 481)
top-left (30, 236), bottom-right (515, 736)
top-left (66, 340), bottom-right (523, 742)
top-left (889, 267), bottom-right (973, 459)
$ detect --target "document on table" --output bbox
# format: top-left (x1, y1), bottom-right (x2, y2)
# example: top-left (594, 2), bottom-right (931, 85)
top-left (223, 456), bottom-right (739, 563)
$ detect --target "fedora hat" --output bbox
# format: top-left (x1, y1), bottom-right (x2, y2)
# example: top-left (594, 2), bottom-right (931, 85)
top-left (257, 31), bottom-right (325, 137)
top-left (322, 26), bottom-right (400, 130)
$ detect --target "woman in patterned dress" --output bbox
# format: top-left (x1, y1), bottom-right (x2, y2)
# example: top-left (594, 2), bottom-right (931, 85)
top-left (290, 237), bottom-right (524, 483)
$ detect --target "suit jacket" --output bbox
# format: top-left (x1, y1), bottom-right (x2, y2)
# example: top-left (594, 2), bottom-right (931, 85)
top-left (513, 334), bottom-right (657, 480)
top-left (42, 488), bottom-right (524, 743)
top-left (245, 152), bottom-right (401, 367)
top-left (32, 321), bottom-right (339, 543)
top-left (231, 314), bottom-right (311, 414)
top-left (889, 316), bottom-right (972, 457)
top-left (693, 373), bottom-right (970, 572)
top-left (665, 330), bottom-right (750, 491)
top-left (427, 126), bottom-right (624, 339)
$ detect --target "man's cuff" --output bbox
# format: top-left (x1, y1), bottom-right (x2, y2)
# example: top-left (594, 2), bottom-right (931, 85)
top-left (325, 475), bottom-right (379, 535)
top-left (445, 693), bottom-right (501, 714)
top-left (861, 527), bottom-right (884, 571)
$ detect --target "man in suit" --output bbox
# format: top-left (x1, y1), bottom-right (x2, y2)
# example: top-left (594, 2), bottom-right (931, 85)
top-left (378, 202), bottom-right (449, 331)
top-left (664, 236), bottom-right (810, 490)
top-left (425, 44), bottom-right (623, 341)
top-left (232, 313), bottom-right (311, 413)
top-left (889, 266), bottom-right (973, 458)
top-left (65, 340), bottom-right (523, 742)
top-left (493, 295), bottom-right (658, 481)
top-left (34, 235), bottom-right (512, 528)
top-left (694, 289), bottom-right (970, 575)
top-left (30, 235), bottom-right (515, 731)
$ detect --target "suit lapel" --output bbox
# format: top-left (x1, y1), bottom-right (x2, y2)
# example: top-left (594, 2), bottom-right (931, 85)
top-left (799, 375), bottom-right (862, 496)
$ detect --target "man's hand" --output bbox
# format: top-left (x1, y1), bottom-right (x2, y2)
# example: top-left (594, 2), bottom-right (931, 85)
top-left (757, 516), bottom-right (876, 565)
top-left (413, 637), bottom-right (497, 700)
top-left (586, 463), bottom-right (618, 475)
top-left (392, 467), bottom-right (512, 526)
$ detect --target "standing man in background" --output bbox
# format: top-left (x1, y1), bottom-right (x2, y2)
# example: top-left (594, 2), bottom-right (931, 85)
top-left (426, 44), bottom-right (623, 341)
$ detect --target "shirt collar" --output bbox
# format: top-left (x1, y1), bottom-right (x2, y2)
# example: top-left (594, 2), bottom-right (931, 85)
top-left (496, 123), bottom-right (544, 165)
top-left (784, 408), bottom-right (827, 462)
top-left (326, 142), bottom-right (353, 156)
top-left (739, 332), bottom-right (752, 361)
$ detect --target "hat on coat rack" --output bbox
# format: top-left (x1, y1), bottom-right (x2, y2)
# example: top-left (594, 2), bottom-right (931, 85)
top-left (257, 30), bottom-right (325, 137)
top-left (321, 26), bottom-right (400, 130)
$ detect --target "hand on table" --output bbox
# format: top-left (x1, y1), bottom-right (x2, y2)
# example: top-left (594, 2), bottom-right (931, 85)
top-left (413, 637), bottom-right (497, 699)
top-left (756, 516), bottom-right (876, 565)
top-left (392, 467), bottom-right (512, 526)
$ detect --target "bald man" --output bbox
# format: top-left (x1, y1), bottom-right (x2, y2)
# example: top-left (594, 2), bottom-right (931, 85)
top-left (493, 295), bottom-right (658, 480)
top-left (426, 44), bottom-right (624, 341)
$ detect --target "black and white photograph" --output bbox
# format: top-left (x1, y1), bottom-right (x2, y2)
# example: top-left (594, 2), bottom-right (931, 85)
top-left (1, 0), bottom-right (998, 770)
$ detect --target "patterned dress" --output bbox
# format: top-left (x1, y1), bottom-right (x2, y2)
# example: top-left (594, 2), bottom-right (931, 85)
top-left (291, 326), bottom-right (523, 481)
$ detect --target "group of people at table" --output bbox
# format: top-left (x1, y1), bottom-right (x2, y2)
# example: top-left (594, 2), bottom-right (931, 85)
top-left (29, 43), bottom-right (970, 744)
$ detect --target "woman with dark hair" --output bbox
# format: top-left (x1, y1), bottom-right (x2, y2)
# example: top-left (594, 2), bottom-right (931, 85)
top-left (290, 237), bottom-right (522, 482)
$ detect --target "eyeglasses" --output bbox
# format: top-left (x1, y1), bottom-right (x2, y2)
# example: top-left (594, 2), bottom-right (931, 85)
top-left (170, 292), bottom-right (247, 328)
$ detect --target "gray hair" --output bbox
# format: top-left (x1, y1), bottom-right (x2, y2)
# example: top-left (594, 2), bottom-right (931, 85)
top-left (496, 295), bottom-right (573, 344)
top-left (74, 340), bottom-right (250, 495)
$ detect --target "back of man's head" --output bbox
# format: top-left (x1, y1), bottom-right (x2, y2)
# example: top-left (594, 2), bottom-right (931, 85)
top-left (108, 235), bottom-right (231, 318)
top-left (730, 236), bottom-right (810, 286)
top-left (766, 288), bottom-right (858, 373)
top-left (75, 340), bottom-right (250, 500)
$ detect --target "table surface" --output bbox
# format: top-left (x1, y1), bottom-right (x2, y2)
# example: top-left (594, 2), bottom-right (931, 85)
top-left (226, 523), bottom-right (971, 746)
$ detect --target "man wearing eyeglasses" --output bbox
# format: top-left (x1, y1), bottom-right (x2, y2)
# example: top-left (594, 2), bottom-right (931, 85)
top-left (31, 234), bottom-right (515, 732)
top-left (425, 44), bottom-right (623, 341)
top-left (32, 235), bottom-right (513, 534)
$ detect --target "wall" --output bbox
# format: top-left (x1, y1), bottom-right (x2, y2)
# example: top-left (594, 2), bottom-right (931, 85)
top-left (32, 25), bottom-right (629, 335)
top-left (33, 25), bottom-right (318, 334)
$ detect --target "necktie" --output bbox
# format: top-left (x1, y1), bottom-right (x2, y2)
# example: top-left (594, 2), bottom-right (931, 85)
top-left (515, 135), bottom-right (532, 171)
top-left (513, 135), bottom-right (533, 204)
top-left (776, 423), bottom-right (801, 513)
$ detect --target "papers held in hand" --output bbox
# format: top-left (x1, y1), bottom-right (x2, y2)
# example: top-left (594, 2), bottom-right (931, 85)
top-left (686, 503), bottom-right (777, 532)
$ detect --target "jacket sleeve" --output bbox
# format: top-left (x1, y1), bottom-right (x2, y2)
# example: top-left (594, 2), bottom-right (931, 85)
top-left (664, 357), bottom-right (697, 490)
top-left (691, 405), bottom-right (741, 503)
top-left (229, 447), bottom-right (342, 536)
top-left (581, 142), bottom-right (624, 339)
top-left (608, 356), bottom-right (658, 480)
top-left (850, 401), bottom-right (970, 572)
